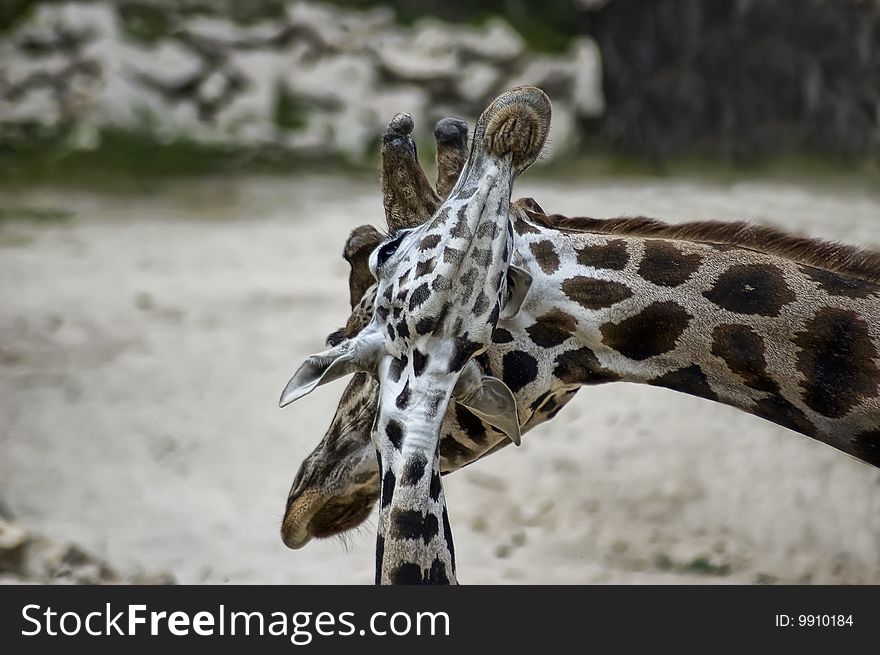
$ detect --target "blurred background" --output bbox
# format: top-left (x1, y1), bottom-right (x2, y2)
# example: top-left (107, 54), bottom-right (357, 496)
top-left (1, 0), bottom-right (878, 584)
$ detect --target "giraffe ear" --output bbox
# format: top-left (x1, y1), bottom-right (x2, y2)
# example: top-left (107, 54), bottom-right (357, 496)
top-left (455, 375), bottom-right (522, 446)
top-left (500, 264), bottom-right (533, 320)
top-left (279, 331), bottom-right (383, 407)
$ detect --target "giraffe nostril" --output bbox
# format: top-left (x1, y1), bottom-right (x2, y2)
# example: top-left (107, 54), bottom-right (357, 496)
top-left (479, 86), bottom-right (551, 169)
top-left (484, 105), bottom-right (547, 165)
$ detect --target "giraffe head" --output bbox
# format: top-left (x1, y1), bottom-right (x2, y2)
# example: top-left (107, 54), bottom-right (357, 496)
top-left (279, 87), bottom-right (551, 555)
top-left (281, 110), bottom-right (472, 549)
top-left (279, 86), bottom-right (549, 430)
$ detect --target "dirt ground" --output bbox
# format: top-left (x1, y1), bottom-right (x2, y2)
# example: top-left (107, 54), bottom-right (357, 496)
top-left (1, 173), bottom-right (879, 584)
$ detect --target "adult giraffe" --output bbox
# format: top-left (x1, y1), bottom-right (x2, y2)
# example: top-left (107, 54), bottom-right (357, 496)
top-left (280, 95), bottom-right (880, 570)
top-left (280, 87), bottom-right (552, 584)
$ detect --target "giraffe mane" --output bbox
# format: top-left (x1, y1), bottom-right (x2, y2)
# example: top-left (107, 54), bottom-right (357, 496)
top-left (527, 210), bottom-right (880, 286)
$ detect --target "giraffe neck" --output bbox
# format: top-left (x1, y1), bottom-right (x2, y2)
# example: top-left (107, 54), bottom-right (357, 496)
top-left (374, 362), bottom-right (457, 584)
top-left (490, 212), bottom-right (880, 465)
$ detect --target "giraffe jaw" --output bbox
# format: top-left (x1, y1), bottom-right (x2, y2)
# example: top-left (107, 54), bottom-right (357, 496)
top-left (282, 484), bottom-right (378, 549)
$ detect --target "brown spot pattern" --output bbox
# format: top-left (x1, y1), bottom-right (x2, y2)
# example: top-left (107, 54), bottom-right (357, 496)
top-left (853, 430), bottom-right (880, 467)
top-left (637, 240), bottom-right (703, 287)
top-left (575, 239), bottom-right (630, 271)
top-left (492, 327), bottom-right (514, 344)
top-left (752, 393), bottom-right (816, 437)
top-left (401, 452), bottom-right (427, 485)
top-left (703, 264), bottom-right (795, 317)
top-left (472, 291), bottom-right (490, 315)
top-left (390, 507), bottom-right (428, 541)
top-left (443, 247), bottom-right (464, 265)
top-left (793, 308), bottom-right (880, 418)
top-left (415, 257), bottom-right (436, 278)
top-left (459, 268), bottom-right (478, 300)
top-left (600, 301), bottom-right (692, 361)
top-left (471, 247), bottom-right (492, 267)
top-left (513, 216), bottom-right (541, 235)
top-left (475, 220), bottom-right (497, 238)
top-left (450, 207), bottom-right (473, 240)
top-left (530, 240), bottom-right (561, 274)
top-left (649, 365), bottom-right (718, 401)
top-left (526, 309), bottom-right (578, 348)
top-left (561, 276), bottom-right (634, 310)
top-left (502, 350), bottom-right (539, 392)
top-left (432, 275), bottom-right (451, 292)
top-left (711, 324), bottom-right (778, 392)
top-left (419, 234), bottom-right (441, 251)
top-left (553, 347), bottom-right (620, 385)
top-left (801, 266), bottom-right (879, 300)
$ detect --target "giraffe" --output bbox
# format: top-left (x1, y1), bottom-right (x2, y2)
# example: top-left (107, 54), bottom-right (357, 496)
top-left (279, 87), bottom-right (553, 584)
top-left (280, 102), bottom-right (880, 558)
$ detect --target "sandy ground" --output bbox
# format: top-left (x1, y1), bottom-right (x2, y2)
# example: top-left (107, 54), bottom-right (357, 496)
top-left (2, 173), bottom-right (879, 584)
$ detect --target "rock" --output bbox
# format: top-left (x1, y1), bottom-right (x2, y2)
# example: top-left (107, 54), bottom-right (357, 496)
top-left (215, 50), bottom-right (289, 144)
top-left (456, 18), bottom-right (525, 63)
top-left (184, 16), bottom-right (281, 47)
top-left (509, 55), bottom-right (573, 101)
top-left (0, 518), bottom-right (172, 585)
top-left (1, 52), bottom-right (71, 90)
top-left (373, 33), bottom-right (459, 83)
top-left (28, 540), bottom-right (72, 580)
top-left (0, 0), bottom-right (607, 161)
top-left (287, 1), bottom-right (393, 52)
top-left (571, 37), bottom-right (605, 117)
top-left (0, 573), bottom-right (32, 585)
top-left (125, 41), bottom-right (205, 89)
top-left (542, 100), bottom-right (579, 160)
top-left (129, 571), bottom-right (177, 585)
top-left (286, 52), bottom-right (377, 106)
top-left (0, 520), bottom-right (29, 576)
top-left (364, 83), bottom-right (430, 139)
top-left (584, 0), bottom-right (880, 158)
top-left (456, 62), bottom-right (502, 104)
top-left (0, 87), bottom-right (60, 126)
top-left (281, 52), bottom-right (386, 157)
top-left (199, 70), bottom-right (230, 106)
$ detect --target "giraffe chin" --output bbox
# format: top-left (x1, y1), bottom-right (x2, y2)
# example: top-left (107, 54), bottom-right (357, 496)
top-left (281, 488), bottom-right (378, 550)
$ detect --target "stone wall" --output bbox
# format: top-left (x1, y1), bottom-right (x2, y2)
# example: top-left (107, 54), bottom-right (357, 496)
top-left (2, 0), bottom-right (877, 165)
top-left (0, 1), bottom-right (604, 162)
top-left (0, 517), bottom-right (173, 584)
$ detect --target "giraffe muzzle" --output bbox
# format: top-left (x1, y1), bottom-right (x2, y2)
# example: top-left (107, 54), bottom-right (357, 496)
top-left (477, 85), bottom-right (551, 171)
top-left (282, 485), bottom-right (378, 549)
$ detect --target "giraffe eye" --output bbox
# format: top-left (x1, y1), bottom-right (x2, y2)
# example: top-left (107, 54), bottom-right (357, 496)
top-left (376, 232), bottom-right (406, 267)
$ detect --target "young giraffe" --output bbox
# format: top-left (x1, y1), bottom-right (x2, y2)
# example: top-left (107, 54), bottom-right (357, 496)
top-left (280, 87), bottom-right (552, 584)
top-left (281, 105), bottom-right (880, 557)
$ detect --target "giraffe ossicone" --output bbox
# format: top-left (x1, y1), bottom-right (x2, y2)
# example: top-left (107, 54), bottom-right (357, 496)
top-left (280, 86), bottom-right (553, 582)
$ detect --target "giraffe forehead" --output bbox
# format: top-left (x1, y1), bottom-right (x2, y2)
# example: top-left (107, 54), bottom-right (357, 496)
top-left (374, 216), bottom-right (512, 325)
